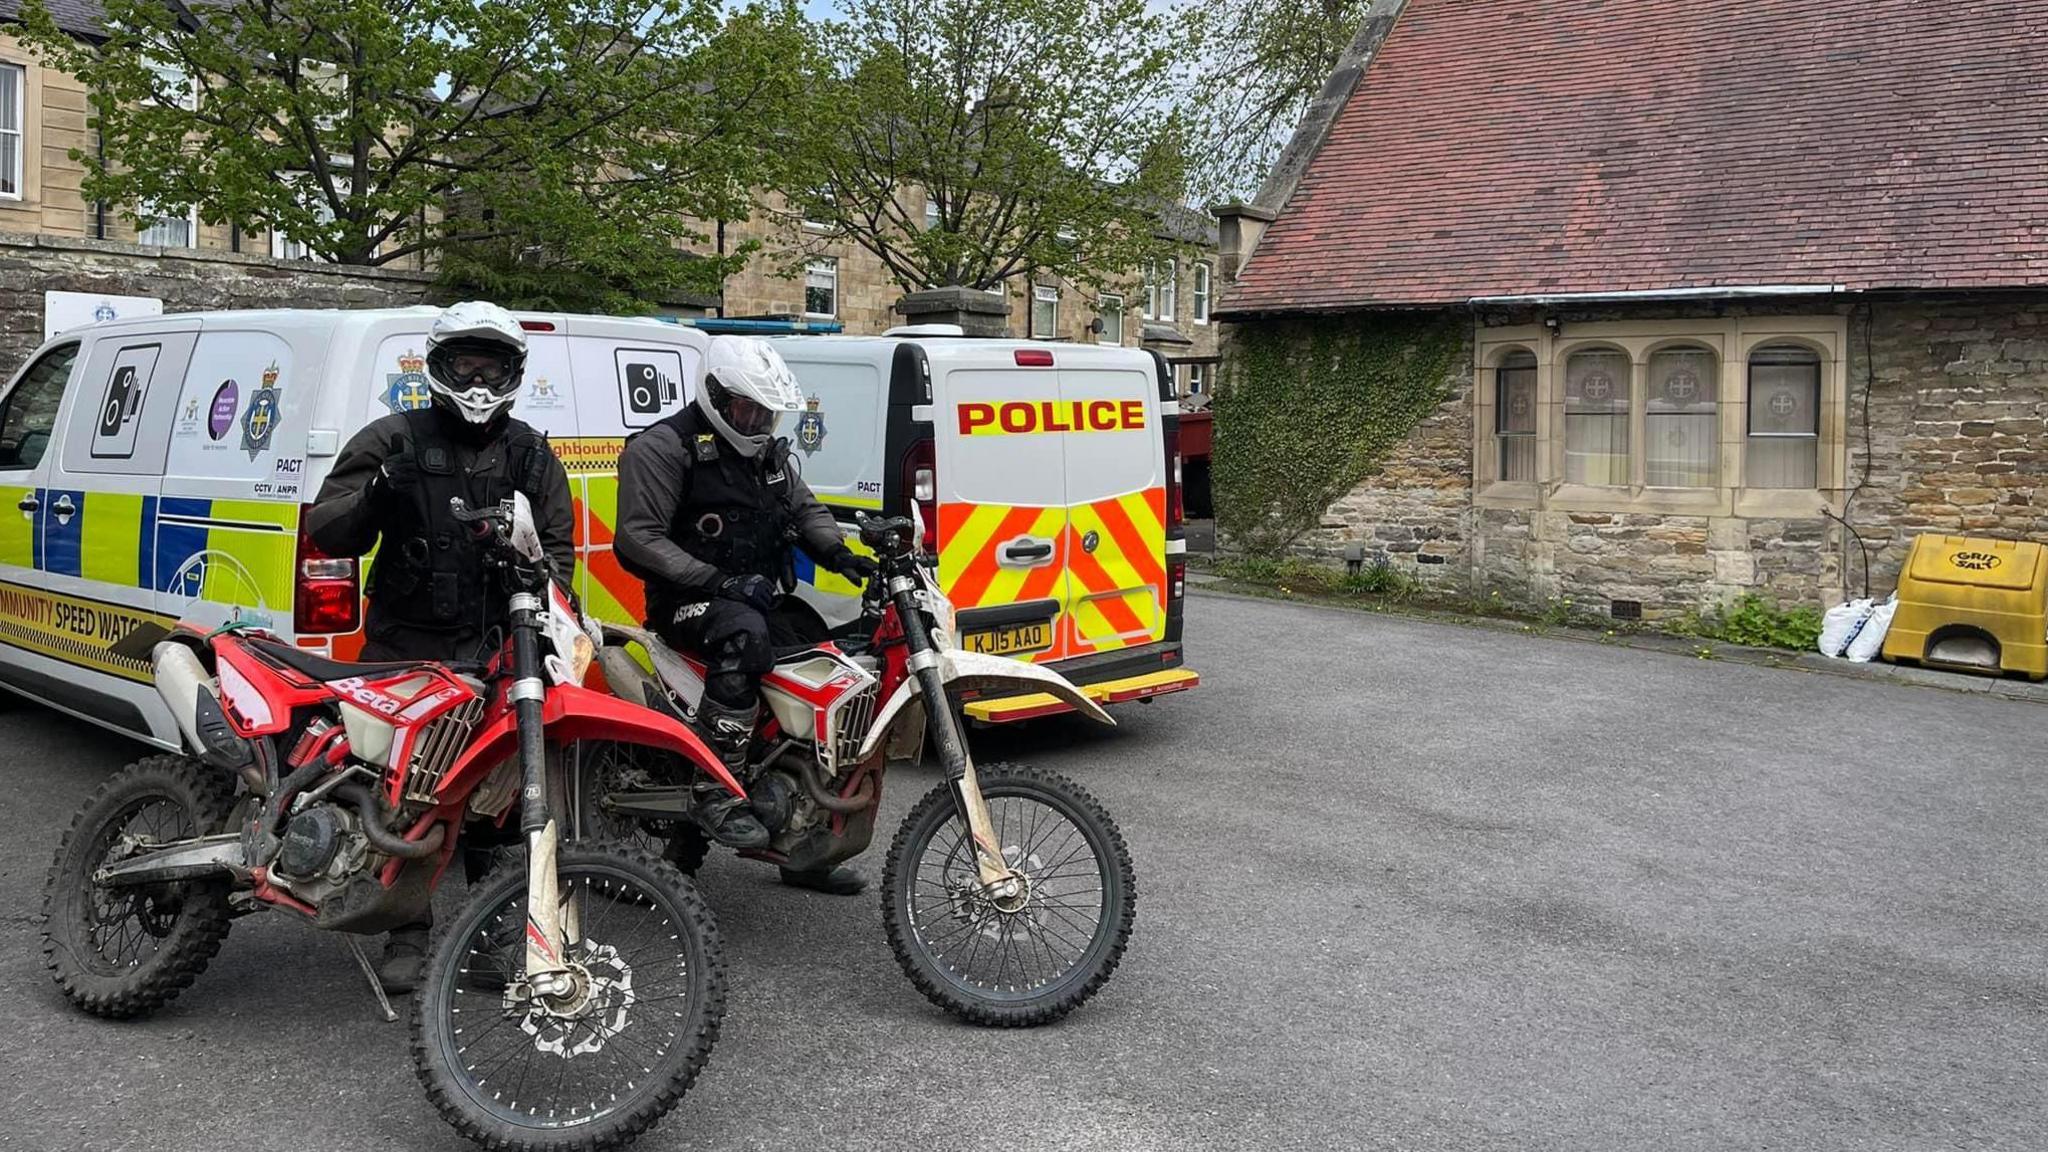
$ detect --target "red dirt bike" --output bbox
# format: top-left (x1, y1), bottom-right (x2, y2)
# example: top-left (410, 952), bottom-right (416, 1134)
top-left (586, 511), bottom-right (1137, 1026)
top-left (41, 495), bottom-right (729, 1151)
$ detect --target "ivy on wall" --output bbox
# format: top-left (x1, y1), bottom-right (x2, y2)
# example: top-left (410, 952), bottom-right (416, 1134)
top-left (1212, 313), bottom-right (1464, 555)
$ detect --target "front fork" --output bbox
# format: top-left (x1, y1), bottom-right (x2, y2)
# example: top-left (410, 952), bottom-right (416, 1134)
top-left (892, 578), bottom-right (1019, 894)
top-left (509, 592), bottom-right (578, 998)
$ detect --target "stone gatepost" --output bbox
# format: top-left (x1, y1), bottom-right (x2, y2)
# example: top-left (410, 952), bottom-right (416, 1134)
top-left (893, 286), bottom-right (1012, 337)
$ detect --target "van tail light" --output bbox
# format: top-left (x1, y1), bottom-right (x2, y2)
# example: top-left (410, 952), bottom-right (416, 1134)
top-left (1169, 559), bottom-right (1186, 603)
top-left (294, 511), bottom-right (361, 635)
top-left (1014, 348), bottom-right (1054, 367)
top-left (1162, 421), bottom-right (1185, 530)
top-left (901, 435), bottom-right (938, 552)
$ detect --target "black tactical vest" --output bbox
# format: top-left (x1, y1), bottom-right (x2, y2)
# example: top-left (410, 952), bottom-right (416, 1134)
top-left (365, 408), bottom-right (555, 639)
top-left (642, 407), bottom-right (794, 621)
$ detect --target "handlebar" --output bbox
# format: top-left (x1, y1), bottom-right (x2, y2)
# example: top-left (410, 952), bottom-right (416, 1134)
top-left (855, 512), bottom-right (917, 556)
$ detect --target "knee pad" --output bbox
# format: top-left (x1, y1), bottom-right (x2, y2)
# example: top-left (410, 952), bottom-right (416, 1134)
top-left (705, 671), bottom-right (756, 710)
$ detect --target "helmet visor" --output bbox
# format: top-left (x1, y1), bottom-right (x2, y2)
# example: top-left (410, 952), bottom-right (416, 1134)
top-left (722, 394), bottom-right (782, 438)
top-left (430, 342), bottom-right (521, 395)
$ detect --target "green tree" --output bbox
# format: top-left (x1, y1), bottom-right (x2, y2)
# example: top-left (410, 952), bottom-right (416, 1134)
top-left (789, 0), bottom-right (1192, 293)
top-left (1180, 0), bottom-right (1371, 205)
top-left (19, 0), bottom-right (807, 287)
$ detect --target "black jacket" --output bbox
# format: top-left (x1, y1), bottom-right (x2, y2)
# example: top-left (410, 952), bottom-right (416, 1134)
top-left (308, 407), bottom-right (575, 660)
top-left (615, 412), bottom-right (844, 615)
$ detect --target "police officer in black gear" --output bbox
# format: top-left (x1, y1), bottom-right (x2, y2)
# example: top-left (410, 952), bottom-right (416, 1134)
top-left (615, 336), bottom-right (878, 896)
top-left (306, 301), bottom-right (575, 990)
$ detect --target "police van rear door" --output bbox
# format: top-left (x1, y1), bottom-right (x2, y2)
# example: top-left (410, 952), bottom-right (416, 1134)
top-left (935, 344), bottom-right (1072, 662)
top-left (1051, 347), bottom-right (1167, 660)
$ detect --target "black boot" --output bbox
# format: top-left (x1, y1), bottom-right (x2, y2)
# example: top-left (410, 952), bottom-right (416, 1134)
top-left (779, 866), bottom-right (868, 896)
top-left (694, 699), bottom-right (769, 849)
top-left (377, 923), bottom-right (430, 994)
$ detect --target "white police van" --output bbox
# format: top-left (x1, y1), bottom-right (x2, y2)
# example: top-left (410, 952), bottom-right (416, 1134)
top-left (773, 331), bottom-right (1197, 723)
top-left (0, 307), bottom-right (710, 747)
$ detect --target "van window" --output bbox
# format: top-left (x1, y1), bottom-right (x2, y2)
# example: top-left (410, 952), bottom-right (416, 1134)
top-left (782, 358), bottom-right (883, 506)
top-left (0, 343), bottom-right (79, 470)
top-left (167, 331), bottom-right (300, 490)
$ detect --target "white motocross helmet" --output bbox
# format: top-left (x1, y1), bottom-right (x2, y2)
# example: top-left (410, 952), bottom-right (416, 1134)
top-left (698, 335), bottom-right (804, 457)
top-left (425, 301), bottom-right (528, 427)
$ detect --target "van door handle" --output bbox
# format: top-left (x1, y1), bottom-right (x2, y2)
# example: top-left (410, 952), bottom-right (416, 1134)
top-left (51, 494), bottom-right (76, 517)
top-left (999, 537), bottom-right (1055, 567)
top-left (15, 494), bottom-right (36, 513)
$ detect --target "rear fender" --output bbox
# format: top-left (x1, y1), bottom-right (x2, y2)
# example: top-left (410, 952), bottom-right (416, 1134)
top-left (598, 622), bottom-right (706, 712)
top-left (855, 649), bottom-right (1114, 762)
top-left (437, 683), bottom-right (743, 801)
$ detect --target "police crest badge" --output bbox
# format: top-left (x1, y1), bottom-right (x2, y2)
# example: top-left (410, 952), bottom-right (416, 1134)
top-left (381, 349), bottom-right (433, 414)
top-left (795, 394), bottom-right (827, 456)
top-left (241, 361), bottom-right (283, 460)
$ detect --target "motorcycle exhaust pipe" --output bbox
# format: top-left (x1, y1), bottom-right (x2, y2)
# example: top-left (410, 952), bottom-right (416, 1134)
top-left (334, 782), bottom-right (446, 859)
top-left (776, 745), bottom-right (876, 814)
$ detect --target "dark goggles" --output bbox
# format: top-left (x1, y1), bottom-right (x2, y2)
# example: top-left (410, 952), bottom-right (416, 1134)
top-left (429, 342), bottom-right (522, 394)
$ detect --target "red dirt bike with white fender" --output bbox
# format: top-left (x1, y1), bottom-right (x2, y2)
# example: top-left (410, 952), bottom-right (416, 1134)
top-left (587, 510), bottom-right (1137, 1026)
top-left (41, 495), bottom-right (731, 1151)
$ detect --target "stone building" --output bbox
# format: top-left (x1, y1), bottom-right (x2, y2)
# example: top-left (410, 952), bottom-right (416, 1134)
top-left (0, 1), bottom-right (418, 264)
top-left (1213, 0), bottom-right (2048, 618)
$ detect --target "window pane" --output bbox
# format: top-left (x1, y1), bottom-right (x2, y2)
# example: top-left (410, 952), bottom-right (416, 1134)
top-left (805, 259), bottom-right (836, 316)
top-left (1564, 349), bottom-right (1629, 486)
top-left (0, 344), bottom-right (79, 469)
top-left (1098, 294), bottom-right (1122, 343)
top-left (1747, 345), bottom-right (1820, 488)
top-left (1495, 351), bottom-right (1536, 482)
top-left (1193, 263), bottom-right (1211, 321)
top-left (1646, 347), bottom-right (1716, 488)
top-left (1032, 285), bottom-right (1058, 337)
top-left (0, 64), bottom-right (20, 197)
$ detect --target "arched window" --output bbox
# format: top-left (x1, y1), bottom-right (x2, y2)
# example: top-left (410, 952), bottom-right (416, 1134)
top-left (1495, 350), bottom-right (1537, 481)
top-left (1747, 345), bottom-right (1821, 488)
top-left (1564, 348), bottom-right (1630, 486)
top-left (1646, 346), bottom-right (1717, 488)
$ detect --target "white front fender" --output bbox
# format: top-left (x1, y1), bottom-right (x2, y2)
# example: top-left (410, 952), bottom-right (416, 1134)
top-left (855, 649), bottom-right (1115, 762)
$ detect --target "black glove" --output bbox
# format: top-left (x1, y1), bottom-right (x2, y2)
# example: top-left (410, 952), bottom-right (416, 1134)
top-left (374, 436), bottom-right (422, 502)
top-left (717, 573), bottom-right (779, 613)
top-left (829, 549), bottom-right (881, 586)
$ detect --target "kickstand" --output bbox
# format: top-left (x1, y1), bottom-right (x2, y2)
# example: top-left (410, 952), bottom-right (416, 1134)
top-left (343, 936), bottom-right (400, 1023)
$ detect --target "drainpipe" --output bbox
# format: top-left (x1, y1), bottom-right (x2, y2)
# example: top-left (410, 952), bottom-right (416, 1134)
top-left (92, 128), bottom-right (106, 239)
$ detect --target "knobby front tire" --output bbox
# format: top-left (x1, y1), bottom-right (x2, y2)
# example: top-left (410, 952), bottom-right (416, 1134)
top-left (882, 763), bottom-right (1136, 1027)
top-left (411, 843), bottom-right (726, 1152)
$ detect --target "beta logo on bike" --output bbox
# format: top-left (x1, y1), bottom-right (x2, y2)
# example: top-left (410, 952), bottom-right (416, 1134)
top-left (957, 400), bottom-right (1146, 437)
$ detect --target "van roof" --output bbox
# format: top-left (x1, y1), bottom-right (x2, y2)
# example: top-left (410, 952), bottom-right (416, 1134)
top-left (42, 306), bottom-right (694, 342)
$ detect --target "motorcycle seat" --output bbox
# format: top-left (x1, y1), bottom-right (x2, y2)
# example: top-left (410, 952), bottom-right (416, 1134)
top-left (246, 637), bottom-right (485, 683)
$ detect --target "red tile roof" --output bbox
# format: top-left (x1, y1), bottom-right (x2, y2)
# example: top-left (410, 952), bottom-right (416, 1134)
top-left (1222, 0), bottom-right (2048, 315)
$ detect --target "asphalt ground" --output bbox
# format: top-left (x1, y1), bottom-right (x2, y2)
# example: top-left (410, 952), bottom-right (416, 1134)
top-left (3, 591), bottom-right (2044, 1151)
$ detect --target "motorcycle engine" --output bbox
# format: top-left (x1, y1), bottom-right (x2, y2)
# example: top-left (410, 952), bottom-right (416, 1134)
top-left (747, 771), bottom-right (802, 835)
top-left (272, 803), bottom-right (371, 904)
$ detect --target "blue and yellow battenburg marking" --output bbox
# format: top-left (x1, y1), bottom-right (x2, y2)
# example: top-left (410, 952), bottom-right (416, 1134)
top-left (3, 489), bottom-right (297, 607)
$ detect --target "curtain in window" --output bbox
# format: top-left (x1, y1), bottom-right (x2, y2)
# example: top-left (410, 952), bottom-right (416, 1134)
top-left (1565, 350), bottom-right (1630, 485)
top-left (1496, 351), bottom-right (1537, 481)
top-left (1646, 347), bottom-right (1717, 487)
top-left (1747, 346), bottom-right (1820, 488)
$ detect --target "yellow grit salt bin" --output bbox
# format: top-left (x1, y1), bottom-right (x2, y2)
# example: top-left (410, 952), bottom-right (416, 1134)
top-left (1882, 535), bottom-right (2048, 680)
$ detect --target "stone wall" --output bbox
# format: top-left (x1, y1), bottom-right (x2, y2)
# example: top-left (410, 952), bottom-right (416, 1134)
top-left (1229, 292), bottom-right (2048, 617)
top-left (0, 231), bottom-right (441, 372)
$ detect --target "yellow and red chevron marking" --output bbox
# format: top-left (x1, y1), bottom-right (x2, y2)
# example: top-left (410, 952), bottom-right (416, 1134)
top-left (938, 487), bottom-right (1166, 664)
top-left (1063, 487), bottom-right (1167, 659)
top-left (577, 480), bottom-right (648, 628)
